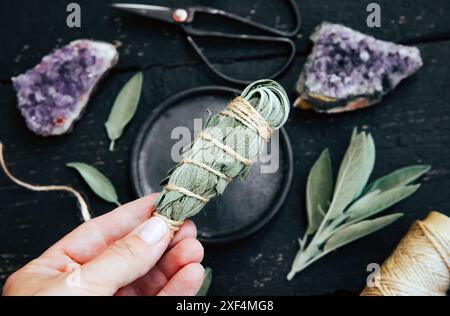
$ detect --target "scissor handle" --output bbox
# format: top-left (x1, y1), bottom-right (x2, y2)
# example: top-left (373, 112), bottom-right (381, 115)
top-left (182, 27), bottom-right (296, 85)
top-left (187, 0), bottom-right (301, 38)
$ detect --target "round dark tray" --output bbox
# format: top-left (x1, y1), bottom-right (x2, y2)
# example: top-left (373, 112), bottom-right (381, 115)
top-left (131, 86), bottom-right (293, 244)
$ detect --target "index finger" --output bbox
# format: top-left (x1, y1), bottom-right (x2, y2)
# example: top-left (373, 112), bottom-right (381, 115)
top-left (43, 194), bottom-right (159, 265)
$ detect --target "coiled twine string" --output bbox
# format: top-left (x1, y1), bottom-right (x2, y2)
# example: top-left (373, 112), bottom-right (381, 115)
top-left (152, 80), bottom-right (290, 235)
top-left (361, 211), bottom-right (450, 296)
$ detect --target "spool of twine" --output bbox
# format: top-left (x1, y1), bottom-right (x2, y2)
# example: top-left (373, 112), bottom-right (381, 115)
top-left (361, 211), bottom-right (450, 296)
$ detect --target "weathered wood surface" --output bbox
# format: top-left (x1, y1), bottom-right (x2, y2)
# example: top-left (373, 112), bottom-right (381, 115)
top-left (0, 0), bottom-right (449, 295)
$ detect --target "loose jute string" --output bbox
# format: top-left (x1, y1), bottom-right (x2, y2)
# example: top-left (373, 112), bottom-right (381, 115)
top-left (0, 142), bottom-right (92, 222)
top-left (155, 97), bottom-right (274, 235)
top-left (361, 211), bottom-right (450, 296)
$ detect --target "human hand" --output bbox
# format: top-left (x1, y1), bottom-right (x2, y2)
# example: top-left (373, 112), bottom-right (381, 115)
top-left (2, 194), bottom-right (204, 296)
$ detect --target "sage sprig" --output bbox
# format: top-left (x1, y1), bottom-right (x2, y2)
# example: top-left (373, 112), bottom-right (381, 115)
top-left (67, 162), bottom-right (121, 206)
top-left (287, 129), bottom-right (430, 280)
top-left (105, 72), bottom-right (143, 151)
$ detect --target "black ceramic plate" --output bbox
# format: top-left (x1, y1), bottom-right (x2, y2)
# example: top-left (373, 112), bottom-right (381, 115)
top-left (131, 86), bottom-right (293, 244)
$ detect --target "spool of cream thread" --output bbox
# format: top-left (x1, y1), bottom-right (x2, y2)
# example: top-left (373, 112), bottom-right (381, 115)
top-left (361, 211), bottom-right (450, 296)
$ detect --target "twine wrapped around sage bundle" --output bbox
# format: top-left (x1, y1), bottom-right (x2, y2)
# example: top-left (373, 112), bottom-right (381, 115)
top-left (152, 80), bottom-right (290, 234)
top-left (361, 211), bottom-right (450, 296)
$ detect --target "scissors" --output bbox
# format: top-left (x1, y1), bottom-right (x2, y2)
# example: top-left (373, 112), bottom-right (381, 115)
top-left (111, 1), bottom-right (301, 85)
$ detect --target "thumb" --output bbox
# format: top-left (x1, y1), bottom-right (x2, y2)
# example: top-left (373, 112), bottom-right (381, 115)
top-left (80, 216), bottom-right (170, 295)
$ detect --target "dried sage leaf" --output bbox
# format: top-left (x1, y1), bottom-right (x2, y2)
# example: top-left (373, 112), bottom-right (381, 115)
top-left (327, 132), bottom-right (375, 219)
top-left (67, 162), bottom-right (120, 206)
top-left (323, 213), bottom-right (403, 252)
top-left (364, 165), bottom-right (431, 194)
top-left (306, 149), bottom-right (333, 235)
top-left (197, 267), bottom-right (213, 296)
top-left (346, 185), bottom-right (420, 222)
top-left (105, 72), bottom-right (143, 151)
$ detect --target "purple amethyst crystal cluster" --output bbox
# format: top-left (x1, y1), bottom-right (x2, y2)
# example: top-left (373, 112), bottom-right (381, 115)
top-left (295, 23), bottom-right (423, 113)
top-left (12, 40), bottom-right (119, 136)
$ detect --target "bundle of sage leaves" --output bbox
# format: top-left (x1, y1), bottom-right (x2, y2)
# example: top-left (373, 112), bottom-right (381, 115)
top-left (287, 129), bottom-right (430, 280)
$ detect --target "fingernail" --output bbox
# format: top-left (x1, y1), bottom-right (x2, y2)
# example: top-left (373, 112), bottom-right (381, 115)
top-left (134, 217), bottom-right (168, 245)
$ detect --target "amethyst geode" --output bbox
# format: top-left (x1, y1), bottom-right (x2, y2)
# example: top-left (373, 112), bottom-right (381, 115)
top-left (12, 40), bottom-right (119, 136)
top-left (295, 23), bottom-right (423, 113)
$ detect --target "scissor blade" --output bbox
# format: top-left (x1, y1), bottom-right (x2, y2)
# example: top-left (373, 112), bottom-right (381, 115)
top-left (111, 3), bottom-right (175, 23)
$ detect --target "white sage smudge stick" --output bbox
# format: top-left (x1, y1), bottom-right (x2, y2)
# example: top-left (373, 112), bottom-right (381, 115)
top-left (153, 80), bottom-right (290, 234)
top-left (0, 142), bottom-right (92, 222)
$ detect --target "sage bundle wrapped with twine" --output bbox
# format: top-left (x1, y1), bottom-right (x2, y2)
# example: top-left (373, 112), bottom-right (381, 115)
top-left (152, 80), bottom-right (290, 234)
top-left (361, 211), bottom-right (450, 296)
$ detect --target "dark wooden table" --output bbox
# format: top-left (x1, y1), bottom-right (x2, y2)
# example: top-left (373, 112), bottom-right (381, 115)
top-left (1, 0), bottom-right (449, 295)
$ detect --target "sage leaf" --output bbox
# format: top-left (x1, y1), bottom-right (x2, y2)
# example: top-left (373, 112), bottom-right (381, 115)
top-left (67, 162), bottom-right (120, 206)
top-left (105, 72), bottom-right (143, 151)
top-left (346, 185), bottom-right (420, 222)
top-left (347, 133), bottom-right (376, 201)
top-left (324, 213), bottom-right (403, 253)
top-left (350, 127), bottom-right (357, 141)
top-left (327, 132), bottom-right (375, 219)
top-left (197, 267), bottom-right (213, 296)
top-left (306, 149), bottom-right (333, 235)
top-left (365, 165), bottom-right (431, 194)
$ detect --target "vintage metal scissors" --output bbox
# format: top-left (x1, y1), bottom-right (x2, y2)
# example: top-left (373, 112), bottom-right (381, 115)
top-left (111, 1), bottom-right (301, 85)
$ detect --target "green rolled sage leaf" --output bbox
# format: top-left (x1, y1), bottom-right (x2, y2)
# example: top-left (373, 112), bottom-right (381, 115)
top-left (323, 213), bottom-right (403, 253)
top-left (197, 267), bottom-right (213, 296)
top-left (364, 165), bottom-right (431, 194)
top-left (327, 132), bottom-right (375, 219)
top-left (67, 162), bottom-right (121, 206)
top-left (306, 149), bottom-right (333, 235)
top-left (346, 185), bottom-right (420, 222)
top-left (105, 72), bottom-right (143, 151)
